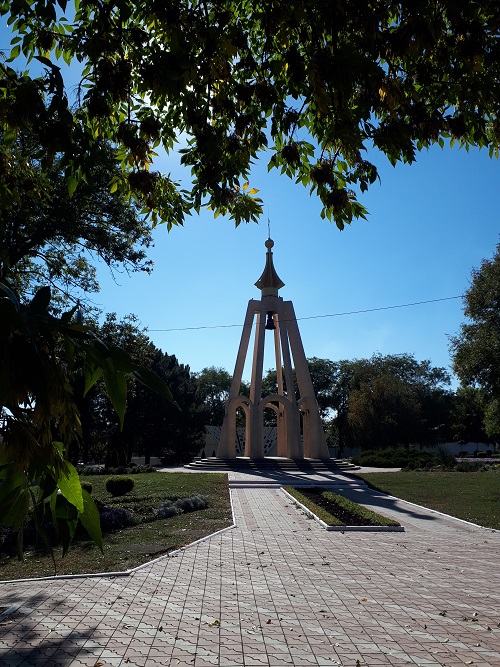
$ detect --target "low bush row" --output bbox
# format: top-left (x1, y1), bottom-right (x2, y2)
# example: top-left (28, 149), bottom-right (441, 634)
top-left (93, 493), bottom-right (210, 530)
top-left (77, 464), bottom-right (155, 476)
top-left (350, 448), bottom-right (500, 471)
top-left (0, 491), bottom-right (210, 552)
top-left (157, 493), bottom-right (209, 518)
top-left (352, 448), bottom-right (455, 470)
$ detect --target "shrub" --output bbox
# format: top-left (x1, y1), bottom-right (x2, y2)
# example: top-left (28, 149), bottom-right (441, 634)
top-left (157, 493), bottom-right (209, 519)
top-left (99, 507), bottom-right (136, 531)
top-left (103, 464), bottom-right (155, 475)
top-left (157, 500), bottom-right (181, 519)
top-left (81, 481), bottom-right (93, 494)
top-left (106, 476), bottom-right (135, 497)
top-left (175, 493), bottom-right (209, 513)
top-left (78, 465), bottom-right (104, 476)
top-left (455, 462), bottom-right (488, 472)
top-left (352, 447), bottom-right (455, 470)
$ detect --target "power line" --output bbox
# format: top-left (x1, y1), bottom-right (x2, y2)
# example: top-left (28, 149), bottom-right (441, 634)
top-left (148, 295), bottom-right (464, 333)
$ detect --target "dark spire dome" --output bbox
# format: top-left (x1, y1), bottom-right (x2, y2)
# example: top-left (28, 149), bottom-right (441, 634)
top-left (254, 238), bottom-right (285, 297)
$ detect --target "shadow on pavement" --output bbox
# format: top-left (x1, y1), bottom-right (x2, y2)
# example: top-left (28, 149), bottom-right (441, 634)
top-left (0, 590), bottom-right (100, 666)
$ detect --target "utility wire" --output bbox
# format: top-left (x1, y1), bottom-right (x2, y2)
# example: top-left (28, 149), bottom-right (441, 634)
top-left (148, 295), bottom-right (464, 333)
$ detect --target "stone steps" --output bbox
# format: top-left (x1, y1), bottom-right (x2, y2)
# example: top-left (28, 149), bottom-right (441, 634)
top-left (184, 457), bottom-right (359, 473)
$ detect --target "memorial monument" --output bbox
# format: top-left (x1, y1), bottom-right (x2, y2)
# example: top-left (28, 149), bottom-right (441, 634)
top-left (217, 238), bottom-right (330, 460)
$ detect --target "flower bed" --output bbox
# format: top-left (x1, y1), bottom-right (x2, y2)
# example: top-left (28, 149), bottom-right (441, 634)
top-left (283, 486), bottom-right (404, 532)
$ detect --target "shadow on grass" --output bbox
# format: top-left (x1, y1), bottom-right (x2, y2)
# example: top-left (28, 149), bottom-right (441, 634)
top-left (332, 479), bottom-right (439, 523)
top-left (0, 590), bottom-right (101, 665)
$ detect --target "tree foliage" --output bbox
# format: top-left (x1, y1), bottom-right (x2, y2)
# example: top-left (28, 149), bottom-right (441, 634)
top-left (130, 349), bottom-right (206, 465)
top-left (0, 286), bottom-right (174, 558)
top-left (451, 386), bottom-right (490, 443)
top-left (0, 130), bottom-right (153, 305)
top-left (80, 316), bottom-right (206, 466)
top-left (451, 243), bottom-right (500, 437)
top-left (348, 374), bottom-right (424, 449)
top-left (258, 353), bottom-right (451, 450)
top-left (1, 1), bottom-right (500, 229)
top-left (328, 353), bottom-right (452, 452)
top-left (195, 366), bottom-right (236, 426)
top-left (75, 312), bottom-right (154, 465)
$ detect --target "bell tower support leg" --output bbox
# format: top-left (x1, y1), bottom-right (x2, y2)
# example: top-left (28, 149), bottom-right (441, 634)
top-left (247, 299), bottom-right (268, 458)
top-left (284, 301), bottom-right (329, 459)
top-left (275, 298), bottom-right (302, 458)
top-left (218, 300), bottom-right (258, 459)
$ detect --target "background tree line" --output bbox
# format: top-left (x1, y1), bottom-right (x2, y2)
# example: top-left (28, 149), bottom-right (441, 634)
top-left (198, 352), bottom-right (496, 458)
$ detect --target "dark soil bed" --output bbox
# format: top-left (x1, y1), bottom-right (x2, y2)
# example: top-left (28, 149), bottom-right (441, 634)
top-left (298, 488), bottom-right (383, 526)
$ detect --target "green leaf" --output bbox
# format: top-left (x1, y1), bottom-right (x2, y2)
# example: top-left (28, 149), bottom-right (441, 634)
top-left (84, 364), bottom-right (103, 395)
top-left (7, 44), bottom-right (20, 62)
top-left (34, 55), bottom-right (56, 68)
top-left (37, 472), bottom-right (58, 503)
top-left (103, 363), bottom-right (127, 429)
top-left (0, 488), bottom-right (30, 529)
top-left (60, 304), bottom-right (78, 325)
top-left (0, 282), bottom-right (20, 311)
top-left (0, 465), bottom-right (24, 504)
top-left (107, 345), bottom-right (136, 373)
top-left (50, 492), bottom-right (78, 556)
top-left (133, 367), bottom-right (178, 407)
top-left (57, 462), bottom-right (84, 513)
top-left (29, 286), bottom-right (51, 314)
top-left (79, 489), bottom-right (103, 553)
top-left (67, 175), bottom-right (78, 197)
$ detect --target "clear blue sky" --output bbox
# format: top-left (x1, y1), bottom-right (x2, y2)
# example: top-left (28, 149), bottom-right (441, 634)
top-left (92, 142), bottom-right (499, 386)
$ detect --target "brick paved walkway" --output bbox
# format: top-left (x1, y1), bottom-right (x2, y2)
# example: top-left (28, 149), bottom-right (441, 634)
top-left (0, 471), bottom-right (499, 667)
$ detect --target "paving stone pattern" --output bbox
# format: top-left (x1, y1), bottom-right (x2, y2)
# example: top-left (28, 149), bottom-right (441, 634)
top-left (0, 470), bottom-right (499, 666)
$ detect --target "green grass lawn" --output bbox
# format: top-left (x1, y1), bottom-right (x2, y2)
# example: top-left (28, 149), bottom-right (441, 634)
top-left (0, 472), bottom-right (232, 581)
top-left (354, 470), bottom-right (500, 530)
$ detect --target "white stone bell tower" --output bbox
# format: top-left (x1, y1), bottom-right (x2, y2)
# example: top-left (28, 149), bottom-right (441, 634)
top-left (217, 239), bottom-right (329, 460)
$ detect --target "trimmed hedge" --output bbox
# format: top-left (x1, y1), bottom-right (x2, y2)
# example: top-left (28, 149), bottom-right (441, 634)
top-left (81, 481), bottom-right (93, 494)
top-left (106, 476), bottom-right (135, 497)
top-left (78, 464), bottom-right (155, 476)
top-left (352, 448), bottom-right (455, 470)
